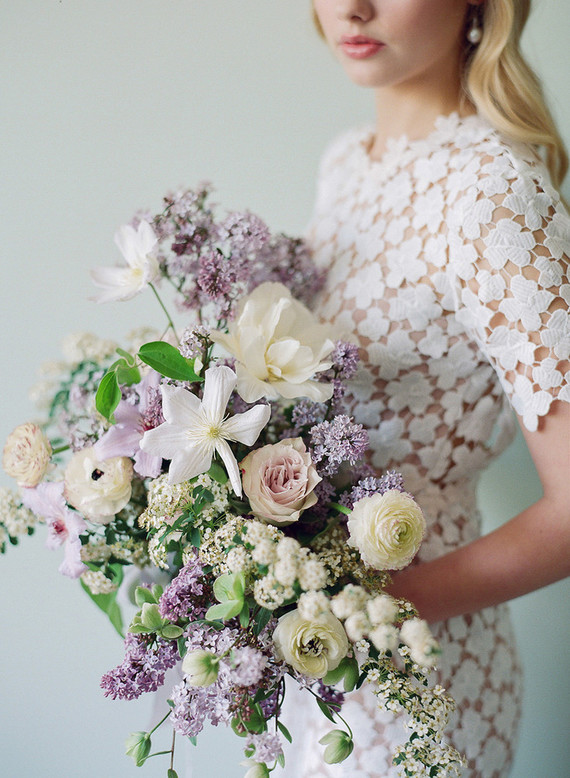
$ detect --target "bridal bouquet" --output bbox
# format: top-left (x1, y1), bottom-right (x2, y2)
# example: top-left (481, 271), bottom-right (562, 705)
top-left (2, 185), bottom-right (464, 777)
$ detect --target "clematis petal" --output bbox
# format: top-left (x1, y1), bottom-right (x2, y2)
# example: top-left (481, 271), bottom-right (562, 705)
top-left (222, 403), bottom-right (271, 446)
top-left (90, 267), bottom-right (143, 303)
top-left (168, 444), bottom-right (213, 485)
top-left (59, 537), bottom-right (88, 579)
top-left (160, 385), bottom-right (202, 426)
top-left (133, 449), bottom-right (163, 479)
top-left (201, 365), bottom-right (237, 425)
top-left (140, 423), bottom-right (190, 460)
top-left (94, 423), bottom-right (142, 460)
top-left (214, 438), bottom-right (242, 497)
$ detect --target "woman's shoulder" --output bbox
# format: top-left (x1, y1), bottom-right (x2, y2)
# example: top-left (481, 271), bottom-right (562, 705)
top-left (450, 114), bottom-right (564, 208)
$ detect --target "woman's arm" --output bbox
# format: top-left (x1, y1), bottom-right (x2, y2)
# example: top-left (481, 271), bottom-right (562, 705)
top-left (387, 399), bottom-right (570, 623)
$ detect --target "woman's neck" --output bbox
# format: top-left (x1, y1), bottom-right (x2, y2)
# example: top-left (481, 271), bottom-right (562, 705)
top-left (369, 75), bottom-right (474, 160)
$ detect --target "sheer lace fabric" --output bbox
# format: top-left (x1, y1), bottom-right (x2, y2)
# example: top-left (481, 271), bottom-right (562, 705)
top-left (283, 114), bottom-right (570, 777)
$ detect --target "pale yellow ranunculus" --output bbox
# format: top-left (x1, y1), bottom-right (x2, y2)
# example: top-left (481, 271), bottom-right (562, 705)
top-left (347, 490), bottom-right (426, 570)
top-left (273, 608), bottom-right (348, 678)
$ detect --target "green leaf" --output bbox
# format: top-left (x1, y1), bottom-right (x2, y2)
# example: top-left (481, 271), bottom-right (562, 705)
top-left (79, 576), bottom-right (124, 638)
top-left (316, 697), bottom-right (336, 723)
top-left (276, 720), bottom-right (293, 744)
top-left (189, 527), bottom-right (201, 548)
top-left (115, 363), bottom-right (141, 386)
top-left (160, 624), bottom-right (184, 640)
top-left (213, 571), bottom-right (245, 603)
top-left (135, 586), bottom-right (158, 607)
top-left (277, 752), bottom-right (286, 768)
top-left (95, 370), bottom-right (121, 422)
top-left (343, 657), bottom-right (360, 692)
top-left (207, 461), bottom-right (229, 484)
top-left (253, 607), bottom-right (272, 636)
top-left (177, 637), bottom-right (187, 658)
top-left (205, 600), bottom-right (243, 621)
top-left (138, 341), bottom-right (202, 382)
top-left (238, 601), bottom-right (250, 628)
top-left (188, 737), bottom-right (197, 746)
top-left (167, 770), bottom-right (179, 778)
top-left (241, 703), bottom-right (266, 734)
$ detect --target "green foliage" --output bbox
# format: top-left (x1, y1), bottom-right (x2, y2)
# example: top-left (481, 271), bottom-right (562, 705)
top-left (95, 370), bottom-right (122, 422)
top-left (138, 341), bottom-right (202, 382)
top-left (79, 562), bottom-right (125, 637)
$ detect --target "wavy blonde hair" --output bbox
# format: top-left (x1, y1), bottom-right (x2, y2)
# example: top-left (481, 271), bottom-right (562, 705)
top-left (312, 1), bottom-right (568, 191)
top-left (463, 0), bottom-right (567, 191)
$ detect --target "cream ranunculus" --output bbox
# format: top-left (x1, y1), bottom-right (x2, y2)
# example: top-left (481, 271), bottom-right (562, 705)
top-left (240, 438), bottom-right (321, 525)
top-left (210, 282), bottom-right (335, 403)
top-left (347, 490), bottom-right (426, 571)
top-left (2, 423), bottom-right (52, 487)
top-left (273, 608), bottom-right (349, 678)
top-left (64, 447), bottom-right (133, 523)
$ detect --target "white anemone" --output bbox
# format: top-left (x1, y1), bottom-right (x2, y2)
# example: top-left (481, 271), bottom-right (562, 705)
top-left (140, 365), bottom-right (270, 496)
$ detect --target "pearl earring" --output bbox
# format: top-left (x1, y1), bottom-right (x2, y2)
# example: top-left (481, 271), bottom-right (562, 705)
top-left (467, 13), bottom-right (483, 45)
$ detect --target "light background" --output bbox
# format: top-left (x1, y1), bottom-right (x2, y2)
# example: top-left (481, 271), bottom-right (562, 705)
top-left (1, 2), bottom-right (569, 776)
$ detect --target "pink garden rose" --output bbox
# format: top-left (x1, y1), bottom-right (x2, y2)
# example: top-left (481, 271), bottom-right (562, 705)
top-left (240, 438), bottom-right (321, 526)
top-left (2, 422), bottom-right (52, 487)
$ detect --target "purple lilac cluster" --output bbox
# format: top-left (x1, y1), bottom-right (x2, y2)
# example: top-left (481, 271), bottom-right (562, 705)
top-left (309, 415), bottom-right (369, 477)
top-left (245, 732), bottom-right (284, 764)
top-left (323, 340), bottom-right (360, 409)
top-left (100, 633), bottom-right (178, 700)
top-left (158, 552), bottom-right (207, 622)
top-left (229, 646), bottom-right (269, 687)
top-left (178, 325), bottom-right (211, 360)
top-left (249, 235), bottom-right (326, 308)
top-left (290, 399), bottom-right (327, 434)
top-left (135, 186), bottom-right (323, 321)
top-left (170, 624), bottom-right (240, 737)
top-left (341, 470), bottom-right (406, 509)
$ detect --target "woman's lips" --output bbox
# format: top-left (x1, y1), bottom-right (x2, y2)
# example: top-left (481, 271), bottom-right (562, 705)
top-left (340, 35), bottom-right (385, 59)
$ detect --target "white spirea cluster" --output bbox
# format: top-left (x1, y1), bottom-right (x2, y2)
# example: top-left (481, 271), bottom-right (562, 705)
top-left (332, 587), bottom-right (404, 654)
top-left (138, 474), bottom-right (194, 531)
top-left (81, 569), bottom-right (118, 595)
top-left (61, 331), bottom-right (118, 364)
top-left (399, 618), bottom-right (440, 668)
top-left (297, 591), bottom-right (330, 620)
top-left (0, 487), bottom-right (38, 537)
top-left (240, 520), bottom-right (328, 611)
top-left (199, 514), bottom-right (247, 573)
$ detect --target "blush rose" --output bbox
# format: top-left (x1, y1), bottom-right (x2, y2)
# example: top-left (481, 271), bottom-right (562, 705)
top-left (240, 438), bottom-right (321, 525)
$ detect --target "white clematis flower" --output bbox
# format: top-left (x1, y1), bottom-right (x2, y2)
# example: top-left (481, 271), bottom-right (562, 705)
top-left (91, 220), bottom-right (160, 303)
top-left (140, 365), bottom-right (271, 496)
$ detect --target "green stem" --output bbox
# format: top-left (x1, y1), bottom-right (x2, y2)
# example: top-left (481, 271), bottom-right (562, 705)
top-left (170, 730), bottom-right (176, 771)
top-left (306, 686), bottom-right (354, 741)
top-left (51, 444), bottom-right (70, 455)
top-left (145, 751), bottom-right (172, 760)
top-left (149, 710), bottom-right (171, 737)
top-left (149, 282), bottom-right (178, 338)
top-left (329, 502), bottom-right (351, 517)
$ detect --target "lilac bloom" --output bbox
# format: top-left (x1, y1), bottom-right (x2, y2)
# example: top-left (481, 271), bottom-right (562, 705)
top-left (94, 371), bottom-right (163, 478)
top-left (21, 481), bottom-right (87, 578)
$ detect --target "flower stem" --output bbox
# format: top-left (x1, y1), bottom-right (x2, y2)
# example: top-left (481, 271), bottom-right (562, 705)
top-left (51, 444), bottom-right (70, 455)
top-left (148, 710), bottom-right (171, 736)
top-left (329, 502), bottom-right (351, 517)
top-left (149, 282), bottom-right (178, 339)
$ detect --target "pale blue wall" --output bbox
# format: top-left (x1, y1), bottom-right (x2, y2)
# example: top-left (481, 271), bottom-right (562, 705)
top-left (1, 2), bottom-right (568, 776)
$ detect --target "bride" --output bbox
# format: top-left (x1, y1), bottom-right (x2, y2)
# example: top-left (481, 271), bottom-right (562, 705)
top-left (282, 1), bottom-right (570, 776)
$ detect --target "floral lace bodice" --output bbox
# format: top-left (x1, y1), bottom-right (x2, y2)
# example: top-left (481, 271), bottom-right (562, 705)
top-left (285, 114), bottom-right (569, 777)
top-left (310, 113), bottom-right (570, 544)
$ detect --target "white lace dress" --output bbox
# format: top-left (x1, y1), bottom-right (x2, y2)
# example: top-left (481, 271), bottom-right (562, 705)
top-left (283, 113), bottom-right (570, 778)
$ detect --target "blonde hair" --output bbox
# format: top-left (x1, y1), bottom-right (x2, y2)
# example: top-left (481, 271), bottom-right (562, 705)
top-left (463, 0), bottom-right (567, 190)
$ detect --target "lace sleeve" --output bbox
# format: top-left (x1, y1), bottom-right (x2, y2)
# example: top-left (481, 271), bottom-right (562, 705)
top-left (449, 154), bottom-right (570, 431)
